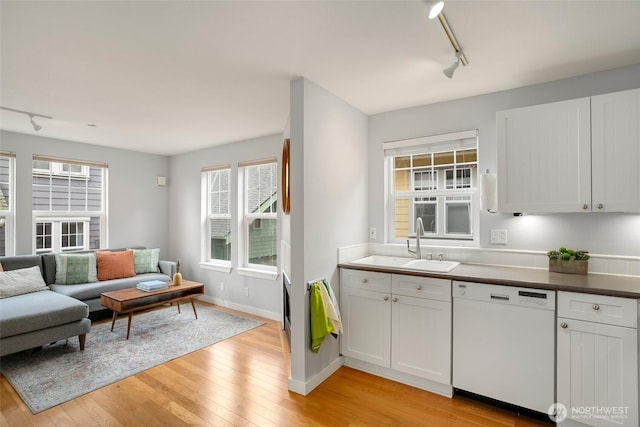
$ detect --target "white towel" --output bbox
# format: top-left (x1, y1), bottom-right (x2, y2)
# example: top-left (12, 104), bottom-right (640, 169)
top-left (318, 280), bottom-right (342, 335)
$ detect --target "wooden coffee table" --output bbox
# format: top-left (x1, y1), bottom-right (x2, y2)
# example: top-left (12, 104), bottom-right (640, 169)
top-left (101, 280), bottom-right (205, 339)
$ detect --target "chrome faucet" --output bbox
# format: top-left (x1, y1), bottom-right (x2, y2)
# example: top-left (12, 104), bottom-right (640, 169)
top-left (407, 217), bottom-right (424, 259)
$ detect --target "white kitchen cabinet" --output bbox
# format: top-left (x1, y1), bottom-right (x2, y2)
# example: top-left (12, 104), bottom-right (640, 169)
top-left (390, 274), bottom-right (451, 384)
top-left (591, 88), bottom-right (640, 212)
top-left (497, 88), bottom-right (640, 213)
top-left (497, 97), bottom-right (591, 213)
top-left (557, 291), bottom-right (638, 427)
top-left (340, 269), bottom-right (391, 366)
top-left (340, 268), bottom-right (452, 396)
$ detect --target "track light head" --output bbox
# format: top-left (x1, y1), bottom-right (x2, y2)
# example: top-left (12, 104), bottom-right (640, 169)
top-left (427, 1), bottom-right (444, 19)
top-left (443, 51), bottom-right (462, 79)
top-left (29, 115), bottom-right (42, 131)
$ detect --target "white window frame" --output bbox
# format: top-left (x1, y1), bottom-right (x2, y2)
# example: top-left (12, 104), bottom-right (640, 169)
top-left (200, 165), bottom-right (233, 273)
top-left (31, 155), bottom-right (108, 254)
top-left (0, 152), bottom-right (15, 256)
top-left (384, 130), bottom-right (479, 247)
top-left (237, 159), bottom-right (278, 280)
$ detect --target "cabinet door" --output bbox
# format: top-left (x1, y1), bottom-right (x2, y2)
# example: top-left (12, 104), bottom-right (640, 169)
top-left (591, 88), bottom-right (640, 213)
top-left (557, 318), bottom-right (638, 427)
top-left (391, 295), bottom-right (451, 384)
top-left (497, 97), bottom-right (591, 213)
top-left (341, 287), bottom-right (391, 367)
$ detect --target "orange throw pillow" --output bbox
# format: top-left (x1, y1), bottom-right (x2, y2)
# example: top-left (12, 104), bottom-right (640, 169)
top-left (96, 250), bottom-right (135, 281)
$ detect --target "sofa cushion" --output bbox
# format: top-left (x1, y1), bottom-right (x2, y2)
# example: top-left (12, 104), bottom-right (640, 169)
top-left (50, 272), bottom-right (171, 302)
top-left (0, 266), bottom-right (49, 299)
top-left (55, 253), bottom-right (98, 285)
top-left (0, 290), bottom-right (88, 339)
top-left (130, 248), bottom-right (160, 274)
top-left (96, 250), bottom-right (135, 281)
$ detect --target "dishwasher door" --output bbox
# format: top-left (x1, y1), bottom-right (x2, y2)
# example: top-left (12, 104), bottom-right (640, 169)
top-left (452, 281), bottom-right (556, 414)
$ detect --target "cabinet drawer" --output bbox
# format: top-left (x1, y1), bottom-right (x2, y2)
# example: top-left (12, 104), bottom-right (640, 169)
top-left (392, 274), bottom-right (451, 302)
top-left (558, 291), bottom-right (637, 328)
top-left (341, 269), bottom-right (391, 293)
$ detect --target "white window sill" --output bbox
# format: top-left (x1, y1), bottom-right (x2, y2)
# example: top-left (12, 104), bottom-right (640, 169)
top-left (236, 267), bottom-right (278, 280)
top-left (199, 262), bottom-right (232, 273)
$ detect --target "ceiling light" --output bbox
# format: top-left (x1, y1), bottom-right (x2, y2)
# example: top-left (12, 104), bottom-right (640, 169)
top-left (443, 51), bottom-right (461, 78)
top-left (431, 11), bottom-right (469, 77)
top-left (29, 115), bottom-right (42, 131)
top-left (427, 1), bottom-right (444, 20)
top-left (0, 106), bottom-right (52, 131)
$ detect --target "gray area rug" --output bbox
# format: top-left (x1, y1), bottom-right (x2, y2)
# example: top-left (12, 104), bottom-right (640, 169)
top-left (0, 304), bottom-right (264, 414)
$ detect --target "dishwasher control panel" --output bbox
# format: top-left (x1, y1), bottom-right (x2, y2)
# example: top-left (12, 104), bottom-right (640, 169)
top-left (454, 281), bottom-right (555, 310)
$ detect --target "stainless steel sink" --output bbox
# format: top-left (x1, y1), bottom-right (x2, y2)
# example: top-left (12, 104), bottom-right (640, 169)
top-left (349, 255), bottom-right (459, 273)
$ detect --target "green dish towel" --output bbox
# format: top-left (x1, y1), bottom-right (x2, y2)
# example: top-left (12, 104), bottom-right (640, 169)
top-left (310, 283), bottom-right (334, 353)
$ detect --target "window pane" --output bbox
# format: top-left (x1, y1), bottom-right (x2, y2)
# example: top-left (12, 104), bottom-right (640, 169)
top-left (446, 200), bottom-right (471, 234)
top-left (247, 164), bottom-right (277, 214)
top-left (0, 216), bottom-right (6, 256)
top-left (414, 170), bottom-right (436, 191)
top-left (413, 154), bottom-right (431, 167)
top-left (394, 197), bottom-right (409, 239)
top-left (209, 218), bottom-right (231, 261)
top-left (248, 218), bottom-right (276, 266)
top-left (394, 156), bottom-right (410, 168)
top-left (394, 169), bottom-right (410, 192)
top-left (415, 198), bottom-right (437, 233)
top-left (457, 149), bottom-right (477, 164)
top-left (434, 151), bottom-right (454, 166)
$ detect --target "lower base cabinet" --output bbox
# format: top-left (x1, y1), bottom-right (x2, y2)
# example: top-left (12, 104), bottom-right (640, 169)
top-left (557, 291), bottom-right (639, 427)
top-left (340, 269), bottom-right (451, 395)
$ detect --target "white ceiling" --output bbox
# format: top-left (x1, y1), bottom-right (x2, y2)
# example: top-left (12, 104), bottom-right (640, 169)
top-left (2, 0), bottom-right (640, 156)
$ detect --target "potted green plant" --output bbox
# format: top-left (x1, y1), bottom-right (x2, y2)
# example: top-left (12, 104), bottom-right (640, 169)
top-left (547, 247), bottom-right (589, 275)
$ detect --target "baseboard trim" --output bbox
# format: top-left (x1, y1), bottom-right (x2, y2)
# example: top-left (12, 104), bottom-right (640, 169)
top-left (288, 356), bottom-right (344, 396)
top-left (199, 295), bottom-right (280, 321)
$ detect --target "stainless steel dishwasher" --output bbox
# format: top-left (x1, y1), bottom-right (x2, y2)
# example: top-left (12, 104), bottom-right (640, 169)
top-left (452, 281), bottom-right (556, 414)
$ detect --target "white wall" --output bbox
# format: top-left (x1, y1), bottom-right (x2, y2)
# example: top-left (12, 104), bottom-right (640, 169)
top-left (288, 78), bottom-right (368, 393)
top-left (169, 134), bottom-right (283, 318)
top-left (368, 63), bottom-right (640, 257)
top-left (0, 130), bottom-right (170, 255)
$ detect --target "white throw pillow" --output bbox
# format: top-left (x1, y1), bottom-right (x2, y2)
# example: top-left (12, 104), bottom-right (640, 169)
top-left (0, 266), bottom-right (49, 298)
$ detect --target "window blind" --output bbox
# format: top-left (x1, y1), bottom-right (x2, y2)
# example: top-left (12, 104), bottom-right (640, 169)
top-left (32, 154), bottom-right (108, 168)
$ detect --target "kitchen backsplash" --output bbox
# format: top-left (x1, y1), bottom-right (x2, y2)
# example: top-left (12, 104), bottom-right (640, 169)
top-left (338, 243), bottom-right (640, 277)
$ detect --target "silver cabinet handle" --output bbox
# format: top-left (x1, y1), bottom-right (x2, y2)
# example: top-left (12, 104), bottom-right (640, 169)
top-left (597, 203), bottom-right (604, 210)
top-left (592, 304), bottom-right (600, 311)
top-left (416, 285), bottom-right (423, 290)
top-left (383, 296), bottom-right (389, 301)
top-left (392, 297), bottom-right (398, 302)
top-left (560, 322), bottom-right (568, 329)
top-left (582, 204), bottom-right (589, 210)
top-left (362, 278), bottom-right (368, 284)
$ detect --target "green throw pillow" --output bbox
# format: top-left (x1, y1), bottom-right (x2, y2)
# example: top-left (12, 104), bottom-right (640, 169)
top-left (131, 248), bottom-right (160, 274)
top-left (55, 253), bottom-right (98, 285)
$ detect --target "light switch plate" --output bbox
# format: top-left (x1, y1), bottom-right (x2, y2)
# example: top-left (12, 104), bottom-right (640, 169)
top-left (490, 229), bottom-right (508, 244)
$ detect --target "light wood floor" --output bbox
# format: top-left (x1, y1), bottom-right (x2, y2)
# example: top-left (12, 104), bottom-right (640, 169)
top-left (1, 303), bottom-right (549, 426)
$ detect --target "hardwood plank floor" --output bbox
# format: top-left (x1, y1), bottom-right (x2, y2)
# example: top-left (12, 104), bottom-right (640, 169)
top-left (1, 303), bottom-right (550, 426)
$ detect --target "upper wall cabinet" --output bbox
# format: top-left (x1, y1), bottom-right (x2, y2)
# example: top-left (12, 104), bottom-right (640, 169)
top-left (497, 88), bottom-right (640, 213)
top-left (591, 89), bottom-right (640, 212)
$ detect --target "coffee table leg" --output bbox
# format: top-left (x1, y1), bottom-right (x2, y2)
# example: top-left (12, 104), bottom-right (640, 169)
top-left (126, 312), bottom-right (133, 340)
top-left (176, 301), bottom-right (181, 313)
top-left (110, 311), bottom-right (117, 331)
top-left (191, 299), bottom-right (198, 319)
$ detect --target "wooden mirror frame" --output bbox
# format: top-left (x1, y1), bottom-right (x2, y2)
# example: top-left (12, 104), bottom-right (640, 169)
top-left (281, 138), bottom-right (291, 214)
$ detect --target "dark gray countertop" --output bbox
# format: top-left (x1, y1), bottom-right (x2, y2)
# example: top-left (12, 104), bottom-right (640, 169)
top-left (338, 262), bottom-right (640, 298)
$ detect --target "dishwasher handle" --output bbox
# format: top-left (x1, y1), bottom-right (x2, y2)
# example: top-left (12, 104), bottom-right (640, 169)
top-left (490, 293), bottom-right (510, 301)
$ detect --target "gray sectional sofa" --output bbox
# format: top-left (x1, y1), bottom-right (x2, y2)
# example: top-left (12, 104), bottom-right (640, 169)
top-left (0, 247), bottom-right (176, 356)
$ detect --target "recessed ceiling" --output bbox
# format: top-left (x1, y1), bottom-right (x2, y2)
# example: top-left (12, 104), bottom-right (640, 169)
top-left (2, 1), bottom-right (640, 156)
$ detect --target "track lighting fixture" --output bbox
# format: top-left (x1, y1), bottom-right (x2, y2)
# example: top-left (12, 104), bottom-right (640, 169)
top-left (443, 51), bottom-right (461, 78)
top-left (0, 106), bottom-right (52, 131)
top-left (426, 1), bottom-right (469, 79)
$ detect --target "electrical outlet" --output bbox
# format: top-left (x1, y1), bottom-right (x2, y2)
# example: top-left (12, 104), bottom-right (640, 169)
top-left (243, 287), bottom-right (249, 297)
top-left (369, 227), bottom-right (377, 239)
top-left (490, 229), bottom-right (508, 245)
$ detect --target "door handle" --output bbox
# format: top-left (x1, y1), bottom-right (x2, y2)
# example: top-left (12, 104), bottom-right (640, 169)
top-left (490, 294), bottom-right (510, 301)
